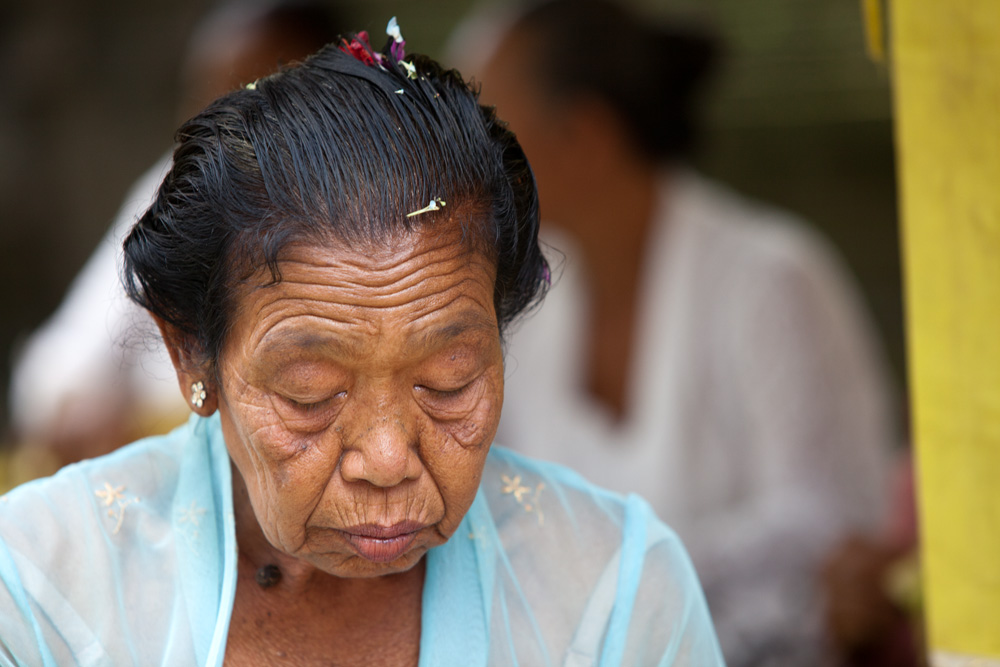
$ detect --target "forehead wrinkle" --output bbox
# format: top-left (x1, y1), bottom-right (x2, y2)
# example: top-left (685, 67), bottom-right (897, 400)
top-left (404, 288), bottom-right (498, 337)
top-left (274, 254), bottom-right (491, 304)
top-left (245, 302), bottom-right (372, 354)
top-left (244, 288), bottom-right (494, 363)
top-left (279, 232), bottom-right (491, 285)
top-left (252, 261), bottom-right (495, 316)
top-left (228, 234), bottom-right (499, 363)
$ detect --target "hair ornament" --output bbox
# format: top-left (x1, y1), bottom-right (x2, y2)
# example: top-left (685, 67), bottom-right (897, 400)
top-left (340, 19), bottom-right (414, 76)
top-left (400, 59), bottom-right (418, 80)
top-left (339, 31), bottom-right (381, 67)
top-left (386, 16), bottom-right (406, 61)
top-left (245, 80), bottom-right (258, 91)
top-left (406, 197), bottom-right (446, 218)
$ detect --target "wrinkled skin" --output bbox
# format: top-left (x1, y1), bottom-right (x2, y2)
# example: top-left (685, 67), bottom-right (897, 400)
top-left (215, 225), bottom-right (503, 579)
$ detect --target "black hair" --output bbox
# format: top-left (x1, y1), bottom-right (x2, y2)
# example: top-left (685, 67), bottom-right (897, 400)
top-left (517, 0), bottom-right (719, 162)
top-left (123, 34), bottom-right (548, 371)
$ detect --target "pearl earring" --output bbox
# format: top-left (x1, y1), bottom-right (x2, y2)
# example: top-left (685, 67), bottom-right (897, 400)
top-left (190, 381), bottom-right (207, 408)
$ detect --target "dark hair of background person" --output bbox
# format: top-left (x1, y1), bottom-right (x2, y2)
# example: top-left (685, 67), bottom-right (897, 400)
top-left (123, 36), bottom-right (548, 373)
top-left (177, 0), bottom-right (351, 120)
top-left (262, 0), bottom-right (345, 50)
top-left (517, 0), bottom-right (720, 162)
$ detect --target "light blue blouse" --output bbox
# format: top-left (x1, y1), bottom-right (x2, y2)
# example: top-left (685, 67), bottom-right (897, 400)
top-left (0, 414), bottom-right (724, 665)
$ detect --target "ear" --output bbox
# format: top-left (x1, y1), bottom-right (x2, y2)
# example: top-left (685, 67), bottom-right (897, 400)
top-left (153, 316), bottom-right (219, 416)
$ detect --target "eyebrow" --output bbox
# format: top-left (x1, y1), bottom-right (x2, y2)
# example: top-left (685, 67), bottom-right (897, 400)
top-left (256, 331), bottom-right (347, 359)
top-left (255, 313), bottom-right (497, 360)
top-left (414, 313), bottom-right (498, 351)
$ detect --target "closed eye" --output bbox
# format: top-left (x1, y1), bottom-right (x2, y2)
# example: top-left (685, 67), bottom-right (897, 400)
top-left (281, 392), bottom-right (345, 412)
top-left (414, 382), bottom-right (472, 399)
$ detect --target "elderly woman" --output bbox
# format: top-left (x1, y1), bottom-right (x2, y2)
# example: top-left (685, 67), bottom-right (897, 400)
top-left (0, 24), bottom-right (722, 666)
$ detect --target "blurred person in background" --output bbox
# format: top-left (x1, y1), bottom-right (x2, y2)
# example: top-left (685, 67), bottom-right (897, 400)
top-left (5, 0), bottom-right (345, 482)
top-left (463, 1), bottom-right (898, 664)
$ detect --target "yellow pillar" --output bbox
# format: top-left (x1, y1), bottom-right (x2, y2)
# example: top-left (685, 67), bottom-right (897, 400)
top-left (891, 0), bottom-right (1000, 663)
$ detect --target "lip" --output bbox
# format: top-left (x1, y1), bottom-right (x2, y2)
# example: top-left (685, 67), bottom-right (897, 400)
top-left (341, 521), bottom-right (427, 563)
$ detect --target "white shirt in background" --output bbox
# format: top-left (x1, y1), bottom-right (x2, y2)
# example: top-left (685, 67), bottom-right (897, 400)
top-left (498, 170), bottom-right (896, 665)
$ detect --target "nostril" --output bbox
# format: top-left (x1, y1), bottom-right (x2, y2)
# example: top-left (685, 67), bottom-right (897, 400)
top-left (339, 419), bottom-right (419, 487)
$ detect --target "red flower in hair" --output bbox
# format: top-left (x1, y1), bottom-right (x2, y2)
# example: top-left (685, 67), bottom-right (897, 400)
top-left (340, 31), bottom-right (376, 66)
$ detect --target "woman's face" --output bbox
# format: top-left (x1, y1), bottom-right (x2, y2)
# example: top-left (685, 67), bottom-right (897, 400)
top-left (216, 224), bottom-right (503, 578)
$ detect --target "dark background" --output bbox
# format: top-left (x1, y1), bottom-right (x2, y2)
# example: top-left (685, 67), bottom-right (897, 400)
top-left (0, 0), bottom-right (903, 439)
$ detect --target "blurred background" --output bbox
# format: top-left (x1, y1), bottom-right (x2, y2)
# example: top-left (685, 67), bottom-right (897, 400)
top-left (0, 1), bottom-right (916, 663)
top-left (0, 0), bottom-right (902, 442)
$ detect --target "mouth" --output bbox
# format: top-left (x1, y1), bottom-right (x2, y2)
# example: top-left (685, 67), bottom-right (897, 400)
top-left (340, 521), bottom-right (427, 563)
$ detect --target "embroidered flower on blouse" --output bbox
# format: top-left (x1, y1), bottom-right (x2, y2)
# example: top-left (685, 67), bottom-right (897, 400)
top-left (177, 499), bottom-right (208, 544)
top-left (501, 475), bottom-right (530, 502)
top-left (177, 499), bottom-right (207, 527)
top-left (95, 482), bottom-right (125, 506)
top-left (95, 482), bottom-right (140, 535)
top-left (501, 474), bottom-right (546, 526)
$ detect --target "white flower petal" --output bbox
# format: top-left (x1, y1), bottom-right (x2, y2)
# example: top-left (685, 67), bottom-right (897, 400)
top-left (387, 16), bottom-right (403, 43)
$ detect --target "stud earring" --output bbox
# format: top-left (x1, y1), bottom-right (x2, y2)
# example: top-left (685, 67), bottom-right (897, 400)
top-left (190, 381), bottom-right (207, 408)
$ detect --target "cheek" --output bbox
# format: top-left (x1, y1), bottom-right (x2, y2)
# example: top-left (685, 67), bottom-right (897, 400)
top-left (431, 376), bottom-right (502, 446)
top-left (223, 363), bottom-right (326, 460)
top-left (220, 381), bottom-right (330, 547)
top-left (450, 379), bottom-right (502, 447)
top-left (420, 438), bottom-right (488, 539)
top-left (420, 371), bottom-right (502, 534)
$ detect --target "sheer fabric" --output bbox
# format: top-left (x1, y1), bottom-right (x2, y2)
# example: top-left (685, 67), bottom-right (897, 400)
top-left (0, 414), bottom-right (723, 665)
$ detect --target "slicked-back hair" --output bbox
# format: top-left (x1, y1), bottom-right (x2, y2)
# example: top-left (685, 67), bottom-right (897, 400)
top-left (123, 35), bottom-right (548, 371)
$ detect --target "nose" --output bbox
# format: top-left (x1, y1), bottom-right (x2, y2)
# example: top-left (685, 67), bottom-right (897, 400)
top-left (339, 414), bottom-right (421, 487)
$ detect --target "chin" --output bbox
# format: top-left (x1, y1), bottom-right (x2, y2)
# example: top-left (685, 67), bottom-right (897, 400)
top-left (320, 547), bottom-right (428, 579)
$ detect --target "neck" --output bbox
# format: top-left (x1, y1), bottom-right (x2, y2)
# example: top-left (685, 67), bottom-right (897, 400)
top-left (572, 166), bottom-right (663, 311)
top-left (225, 462), bottom-right (425, 665)
top-left (562, 165), bottom-right (669, 419)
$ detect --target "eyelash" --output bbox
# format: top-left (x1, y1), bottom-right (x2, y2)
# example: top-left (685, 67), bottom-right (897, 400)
top-left (288, 399), bottom-right (329, 412)
top-left (282, 393), bottom-right (344, 413)
top-left (416, 381), bottom-right (473, 400)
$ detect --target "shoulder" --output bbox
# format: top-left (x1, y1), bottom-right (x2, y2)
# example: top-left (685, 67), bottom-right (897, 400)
top-left (674, 171), bottom-right (844, 277)
top-left (481, 447), bottom-right (724, 664)
top-left (1, 430), bottom-right (185, 545)
top-left (674, 173), bottom-right (871, 335)
top-left (0, 421), bottom-right (196, 661)
top-left (483, 446), bottom-right (694, 575)
top-left (484, 445), bottom-right (627, 535)
top-left (1, 421), bottom-right (192, 543)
